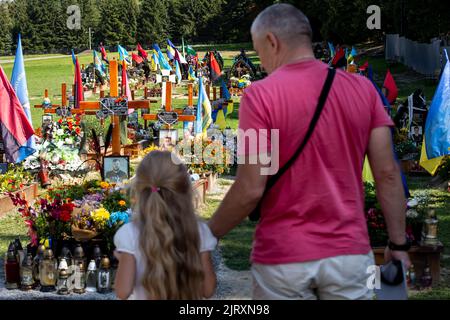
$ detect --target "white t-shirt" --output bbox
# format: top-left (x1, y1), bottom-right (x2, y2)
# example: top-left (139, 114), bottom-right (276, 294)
top-left (113, 220), bottom-right (217, 300)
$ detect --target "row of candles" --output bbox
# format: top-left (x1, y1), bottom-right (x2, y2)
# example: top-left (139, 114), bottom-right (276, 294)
top-left (4, 239), bottom-right (117, 295)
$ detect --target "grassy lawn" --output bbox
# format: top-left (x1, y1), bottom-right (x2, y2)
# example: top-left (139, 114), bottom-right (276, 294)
top-left (0, 213), bottom-right (28, 256)
top-left (0, 46), bottom-right (254, 129)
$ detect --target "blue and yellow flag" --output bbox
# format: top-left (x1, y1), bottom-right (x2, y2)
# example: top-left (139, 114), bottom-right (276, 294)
top-left (195, 77), bottom-right (212, 136)
top-left (153, 44), bottom-right (172, 71)
top-left (328, 42), bottom-right (335, 58)
top-left (93, 50), bottom-right (106, 77)
top-left (188, 65), bottom-right (197, 81)
top-left (118, 45), bottom-right (131, 64)
top-left (420, 51), bottom-right (450, 174)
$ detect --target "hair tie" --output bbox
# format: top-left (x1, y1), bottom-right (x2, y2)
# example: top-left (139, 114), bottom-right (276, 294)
top-left (151, 186), bottom-right (160, 193)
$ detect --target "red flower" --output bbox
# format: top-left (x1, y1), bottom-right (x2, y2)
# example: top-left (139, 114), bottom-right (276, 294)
top-left (58, 119), bottom-right (63, 124)
top-left (60, 210), bottom-right (71, 222)
top-left (75, 127), bottom-right (81, 135)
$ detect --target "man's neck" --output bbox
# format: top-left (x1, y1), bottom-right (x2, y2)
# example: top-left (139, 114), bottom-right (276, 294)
top-left (274, 47), bottom-right (316, 72)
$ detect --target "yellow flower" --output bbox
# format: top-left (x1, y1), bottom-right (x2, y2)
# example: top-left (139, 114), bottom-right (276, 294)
top-left (118, 200), bottom-right (126, 206)
top-left (91, 208), bottom-right (110, 223)
top-left (100, 181), bottom-right (110, 189)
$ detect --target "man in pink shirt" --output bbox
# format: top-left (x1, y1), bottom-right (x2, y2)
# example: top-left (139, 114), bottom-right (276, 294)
top-left (209, 4), bottom-right (411, 300)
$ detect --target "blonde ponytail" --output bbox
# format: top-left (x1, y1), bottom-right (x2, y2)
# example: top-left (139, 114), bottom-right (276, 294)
top-left (132, 151), bottom-right (204, 299)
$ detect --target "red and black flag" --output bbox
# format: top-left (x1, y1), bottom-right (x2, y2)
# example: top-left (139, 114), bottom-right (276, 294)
top-left (331, 47), bottom-right (347, 69)
top-left (137, 43), bottom-right (148, 60)
top-left (74, 58), bottom-right (84, 109)
top-left (0, 66), bottom-right (34, 163)
top-left (132, 53), bottom-right (144, 65)
top-left (210, 52), bottom-right (222, 81)
top-left (383, 69), bottom-right (399, 104)
top-left (100, 44), bottom-right (109, 64)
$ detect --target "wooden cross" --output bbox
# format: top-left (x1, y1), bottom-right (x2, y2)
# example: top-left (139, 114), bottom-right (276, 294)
top-left (143, 82), bottom-right (196, 127)
top-left (157, 69), bottom-right (177, 110)
top-left (71, 59), bottom-right (154, 155)
top-left (34, 84), bottom-right (67, 114)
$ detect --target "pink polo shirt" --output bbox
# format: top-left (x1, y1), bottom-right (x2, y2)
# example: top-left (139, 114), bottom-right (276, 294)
top-left (238, 59), bottom-right (394, 264)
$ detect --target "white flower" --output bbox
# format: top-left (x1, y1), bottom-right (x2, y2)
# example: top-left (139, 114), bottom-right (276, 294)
top-left (407, 198), bottom-right (419, 208)
top-left (65, 138), bottom-right (74, 145)
top-left (406, 209), bottom-right (419, 219)
top-left (56, 129), bottom-right (64, 136)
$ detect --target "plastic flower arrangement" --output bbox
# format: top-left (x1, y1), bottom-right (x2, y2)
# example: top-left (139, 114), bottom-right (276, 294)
top-left (179, 137), bottom-right (232, 175)
top-left (0, 164), bottom-right (34, 194)
top-left (364, 182), bottom-right (427, 247)
top-left (23, 116), bottom-right (85, 172)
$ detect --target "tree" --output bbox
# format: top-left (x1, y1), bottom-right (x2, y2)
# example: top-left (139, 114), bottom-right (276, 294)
top-left (0, 3), bottom-right (13, 55)
top-left (97, 0), bottom-right (127, 47)
top-left (137, 0), bottom-right (169, 46)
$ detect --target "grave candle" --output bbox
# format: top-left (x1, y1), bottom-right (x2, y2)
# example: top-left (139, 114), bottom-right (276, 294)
top-left (5, 246), bottom-right (20, 290)
top-left (20, 253), bottom-right (35, 291)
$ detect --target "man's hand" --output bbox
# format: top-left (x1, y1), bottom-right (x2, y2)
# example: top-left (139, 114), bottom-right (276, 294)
top-left (384, 247), bottom-right (411, 270)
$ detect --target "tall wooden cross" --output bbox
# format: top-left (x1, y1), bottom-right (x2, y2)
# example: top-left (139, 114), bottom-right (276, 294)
top-left (71, 59), bottom-right (154, 155)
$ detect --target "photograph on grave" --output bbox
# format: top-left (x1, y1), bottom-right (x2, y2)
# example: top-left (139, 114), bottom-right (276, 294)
top-left (159, 129), bottom-right (178, 150)
top-left (410, 126), bottom-right (423, 145)
top-left (42, 115), bottom-right (53, 128)
top-left (183, 121), bottom-right (195, 139)
top-left (103, 156), bottom-right (130, 184)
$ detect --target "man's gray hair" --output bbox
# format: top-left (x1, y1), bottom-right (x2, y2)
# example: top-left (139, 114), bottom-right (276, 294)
top-left (251, 3), bottom-right (313, 47)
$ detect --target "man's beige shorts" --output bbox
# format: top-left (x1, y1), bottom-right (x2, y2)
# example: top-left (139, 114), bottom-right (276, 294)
top-left (252, 253), bottom-right (375, 300)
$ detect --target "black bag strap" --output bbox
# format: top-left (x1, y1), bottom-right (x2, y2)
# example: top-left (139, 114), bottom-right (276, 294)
top-left (264, 67), bottom-right (336, 192)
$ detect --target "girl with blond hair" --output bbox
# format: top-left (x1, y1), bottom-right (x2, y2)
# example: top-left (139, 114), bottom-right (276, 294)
top-left (114, 151), bottom-right (217, 300)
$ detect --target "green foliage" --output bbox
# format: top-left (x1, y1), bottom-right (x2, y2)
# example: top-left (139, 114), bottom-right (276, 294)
top-left (137, 0), bottom-right (169, 45)
top-left (3, 0), bottom-right (450, 54)
top-left (0, 3), bottom-right (13, 55)
top-left (436, 157), bottom-right (450, 181)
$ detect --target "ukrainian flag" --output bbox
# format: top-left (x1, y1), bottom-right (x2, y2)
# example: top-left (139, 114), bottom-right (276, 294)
top-left (153, 44), bottom-right (172, 71)
top-left (195, 77), bottom-right (212, 136)
top-left (188, 65), bottom-right (197, 81)
top-left (118, 45), bottom-right (131, 65)
top-left (420, 51), bottom-right (450, 174)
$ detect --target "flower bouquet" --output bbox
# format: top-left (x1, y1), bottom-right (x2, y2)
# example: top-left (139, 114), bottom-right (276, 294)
top-left (71, 206), bottom-right (110, 242)
top-left (9, 193), bottom-right (74, 247)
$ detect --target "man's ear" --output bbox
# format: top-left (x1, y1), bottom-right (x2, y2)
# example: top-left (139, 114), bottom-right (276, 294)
top-left (266, 32), bottom-right (279, 53)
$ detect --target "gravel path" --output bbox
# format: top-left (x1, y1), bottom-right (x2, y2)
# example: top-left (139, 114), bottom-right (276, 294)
top-left (0, 251), bottom-right (252, 300)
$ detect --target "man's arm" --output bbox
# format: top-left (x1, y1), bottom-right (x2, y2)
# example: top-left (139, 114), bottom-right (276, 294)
top-left (208, 157), bottom-right (268, 239)
top-left (367, 127), bottom-right (411, 267)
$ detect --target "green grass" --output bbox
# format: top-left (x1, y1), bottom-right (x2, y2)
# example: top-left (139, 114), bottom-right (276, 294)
top-left (0, 213), bottom-right (28, 257)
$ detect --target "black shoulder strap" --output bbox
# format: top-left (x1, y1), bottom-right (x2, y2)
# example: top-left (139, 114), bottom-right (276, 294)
top-left (265, 67), bottom-right (336, 191)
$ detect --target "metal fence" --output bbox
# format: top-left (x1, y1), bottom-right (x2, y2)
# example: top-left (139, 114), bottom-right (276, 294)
top-left (385, 34), bottom-right (442, 78)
